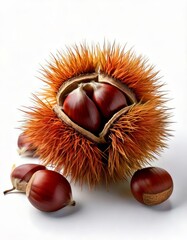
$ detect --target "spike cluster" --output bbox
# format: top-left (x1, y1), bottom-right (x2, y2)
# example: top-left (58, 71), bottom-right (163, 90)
top-left (21, 43), bottom-right (171, 186)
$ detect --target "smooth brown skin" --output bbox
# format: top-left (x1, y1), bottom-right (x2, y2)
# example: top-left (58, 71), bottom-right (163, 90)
top-left (63, 86), bottom-right (101, 133)
top-left (130, 167), bottom-right (173, 205)
top-left (26, 170), bottom-right (74, 212)
top-left (92, 82), bottom-right (127, 119)
top-left (63, 82), bottom-right (127, 134)
top-left (11, 164), bottom-right (46, 183)
top-left (4, 164), bottom-right (47, 194)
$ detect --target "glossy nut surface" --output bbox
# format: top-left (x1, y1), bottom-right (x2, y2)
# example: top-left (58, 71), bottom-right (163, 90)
top-left (92, 82), bottom-right (127, 118)
top-left (130, 167), bottom-right (173, 205)
top-left (11, 164), bottom-right (46, 183)
top-left (26, 170), bottom-right (75, 212)
top-left (4, 164), bottom-right (46, 194)
top-left (63, 85), bottom-right (101, 133)
top-left (62, 81), bottom-right (127, 134)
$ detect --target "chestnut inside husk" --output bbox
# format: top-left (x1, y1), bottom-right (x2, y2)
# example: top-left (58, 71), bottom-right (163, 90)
top-left (21, 43), bottom-right (171, 186)
top-left (54, 73), bottom-right (137, 144)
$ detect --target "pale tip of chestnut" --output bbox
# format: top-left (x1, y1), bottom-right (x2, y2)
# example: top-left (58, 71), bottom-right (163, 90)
top-left (17, 133), bottom-right (36, 157)
top-left (17, 147), bottom-right (30, 156)
top-left (3, 187), bottom-right (16, 195)
top-left (3, 164), bottom-right (16, 194)
top-left (17, 146), bottom-right (36, 157)
top-left (69, 200), bottom-right (76, 206)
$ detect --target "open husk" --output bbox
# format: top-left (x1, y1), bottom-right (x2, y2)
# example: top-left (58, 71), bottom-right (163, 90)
top-left (21, 43), bottom-right (171, 186)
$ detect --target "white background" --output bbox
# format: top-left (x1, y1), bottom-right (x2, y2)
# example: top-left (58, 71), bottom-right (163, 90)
top-left (0, 0), bottom-right (187, 239)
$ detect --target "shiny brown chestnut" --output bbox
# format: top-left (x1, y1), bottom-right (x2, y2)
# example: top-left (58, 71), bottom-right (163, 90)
top-left (17, 133), bottom-right (36, 156)
top-left (26, 169), bottom-right (76, 212)
top-left (91, 82), bottom-right (127, 119)
top-left (4, 164), bottom-right (46, 194)
top-left (62, 81), bottom-right (127, 134)
top-left (63, 84), bottom-right (101, 133)
top-left (130, 167), bottom-right (173, 206)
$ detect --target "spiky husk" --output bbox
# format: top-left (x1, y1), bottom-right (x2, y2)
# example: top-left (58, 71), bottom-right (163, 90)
top-left (21, 43), bottom-right (171, 186)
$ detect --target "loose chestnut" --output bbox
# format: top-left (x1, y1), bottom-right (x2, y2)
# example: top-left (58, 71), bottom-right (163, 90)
top-left (26, 170), bottom-right (75, 212)
top-left (17, 133), bottom-right (36, 156)
top-left (4, 164), bottom-right (46, 194)
top-left (130, 167), bottom-right (173, 205)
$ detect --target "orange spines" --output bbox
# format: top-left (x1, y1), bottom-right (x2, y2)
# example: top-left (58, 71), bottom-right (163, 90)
top-left (21, 42), bottom-right (171, 187)
top-left (40, 45), bottom-right (97, 104)
top-left (108, 100), bottom-right (170, 180)
top-left (22, 96), bottom-right (105, 186)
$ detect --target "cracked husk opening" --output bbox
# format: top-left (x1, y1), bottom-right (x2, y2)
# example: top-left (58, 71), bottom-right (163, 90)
top-left (53, 73), bottom-right (137, 143)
